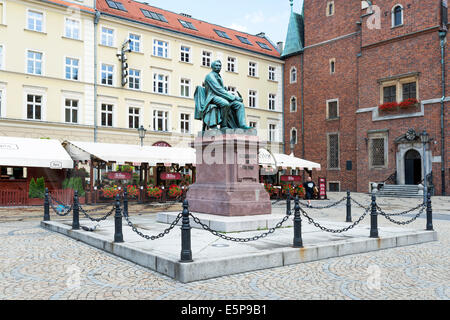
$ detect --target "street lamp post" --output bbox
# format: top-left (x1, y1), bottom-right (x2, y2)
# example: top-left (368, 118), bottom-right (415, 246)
top-left (420, 130), bottom-right (430, 204)
top-left (138, 125), bottom-right (147, 148)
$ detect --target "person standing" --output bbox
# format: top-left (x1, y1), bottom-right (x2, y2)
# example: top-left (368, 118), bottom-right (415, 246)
top-left (303, 176), bottom-right (316, 208)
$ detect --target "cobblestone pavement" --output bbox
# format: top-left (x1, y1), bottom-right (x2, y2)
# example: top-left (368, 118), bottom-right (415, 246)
top-left (0, 193), bottom-right (449, 300)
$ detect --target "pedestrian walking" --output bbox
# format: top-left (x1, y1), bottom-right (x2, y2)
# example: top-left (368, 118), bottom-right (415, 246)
top-left (303, 176), bottom-right (316, 208)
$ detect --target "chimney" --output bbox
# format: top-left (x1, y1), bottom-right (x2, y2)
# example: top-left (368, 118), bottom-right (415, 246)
top-left (277, 41), bottom-right (284, 53)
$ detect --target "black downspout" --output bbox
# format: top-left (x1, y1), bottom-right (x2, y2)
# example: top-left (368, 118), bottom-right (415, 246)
top-left (439, 30), bottom-right (447, 195)
top-left (301, 53), bottom-right (305, 160)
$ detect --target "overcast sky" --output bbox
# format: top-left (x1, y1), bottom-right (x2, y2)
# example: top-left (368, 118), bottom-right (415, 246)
top-left (135, 0), bottom-right (304, 44)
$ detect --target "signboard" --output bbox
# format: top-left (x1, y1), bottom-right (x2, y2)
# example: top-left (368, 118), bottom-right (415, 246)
top-left (280, 175), bottom-right (302, 182)
top-left (260, 167), bottom-right (278, 176)
top-left (160, 172), bottom-right (182, 180)
top-left (107, 172), bottom-right (133, 180)
top-left (153, 141), bottom-right (172, 147)
top-left (49, 161), bottom-right (63, 169)
top-left (319, 177), bottom-right (327, 200)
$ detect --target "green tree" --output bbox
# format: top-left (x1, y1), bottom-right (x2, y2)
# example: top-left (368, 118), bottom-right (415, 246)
top-left (28, 178), bottom-right (37, 198)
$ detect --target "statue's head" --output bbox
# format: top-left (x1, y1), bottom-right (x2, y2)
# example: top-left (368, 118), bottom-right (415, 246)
top-left (211, 60), bottom-right (222, 73)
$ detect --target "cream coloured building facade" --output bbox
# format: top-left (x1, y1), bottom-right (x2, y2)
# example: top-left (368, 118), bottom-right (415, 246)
top-left (0, 0), bottom-right (284, 153)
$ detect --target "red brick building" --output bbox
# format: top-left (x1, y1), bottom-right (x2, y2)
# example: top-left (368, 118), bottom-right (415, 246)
top-left (283, 0), bottom-right (449, 195)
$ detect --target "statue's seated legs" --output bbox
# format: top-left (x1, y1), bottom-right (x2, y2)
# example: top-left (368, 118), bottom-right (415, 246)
top-left (210, 97), bottom-right (251, 130)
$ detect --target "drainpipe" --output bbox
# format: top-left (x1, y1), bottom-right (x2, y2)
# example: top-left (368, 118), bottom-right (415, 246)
top-left (282, 64), bottom-right (285, 155)
top-left (94, 9), bottom-right (100, 143)
top-left (439, 30), bottom-right (447, 195)
top-left (301, 53), bottom-right (305, 160)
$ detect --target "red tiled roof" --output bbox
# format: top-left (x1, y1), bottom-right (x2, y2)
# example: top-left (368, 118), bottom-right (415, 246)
top-left (96, 0), bottom-right (281, 58)
top-left (43, 0), bottom-right (95, 12)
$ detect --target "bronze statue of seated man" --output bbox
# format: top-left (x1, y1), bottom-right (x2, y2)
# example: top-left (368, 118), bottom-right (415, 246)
top-left (194, 60), bottom-right (252, 131)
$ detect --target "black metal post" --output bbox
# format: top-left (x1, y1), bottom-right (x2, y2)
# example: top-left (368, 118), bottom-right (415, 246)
top-left (370, 193), bottom-right (379, 238)
top-left (114, 194), bottom-right (124, 243)
top-left (123, 190), bottom-right (129, 218)
top-left (44, 188), bottom-right (50, 221)
top-left (72, 191), bottom-right (80, 230)
top-left (346, 190), bottom-right (352, 222)
top-left (180, 200), bottom-right (193, 263)
top-left (286, 193), bottom-right (291, 215)
top-left (426, 192), bottom-right (433, 231)
top-left (293, 196), bottom-right (303, 248)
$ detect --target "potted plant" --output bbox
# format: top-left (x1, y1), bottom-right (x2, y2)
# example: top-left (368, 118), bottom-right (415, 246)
top-left (101, 186), bottom-right (120, 199)
top-left (281, 184), bottom-right (295, 197)
top-left (167, 184), bottom-right (182, 198)
top-left (126, 185), bottom-right (139, 199)
top-left (147, 186), bottom-right (162, 199)
top-left (264, 183), bottom-right (276, 197)
top-left (120, 165), bottom-right (134, 173)
top-left (295, 185), bottom-right (306, 198)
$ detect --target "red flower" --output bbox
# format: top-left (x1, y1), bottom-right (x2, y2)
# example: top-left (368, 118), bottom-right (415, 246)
top-left (379, 102), bottom-right (398, 111)
top-left (399, 98), bottom-right (419, 108)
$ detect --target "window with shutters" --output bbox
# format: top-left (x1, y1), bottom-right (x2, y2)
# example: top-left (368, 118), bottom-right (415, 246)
top-left (328, 133), bottom-right (339, 169)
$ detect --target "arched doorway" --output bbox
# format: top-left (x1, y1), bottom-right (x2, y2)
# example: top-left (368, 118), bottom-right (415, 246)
top-left (404, 149), bottom-right (422, 185)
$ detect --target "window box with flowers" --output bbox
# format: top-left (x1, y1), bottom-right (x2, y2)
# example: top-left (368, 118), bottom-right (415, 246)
top-left (379, 101), bottom-right (398, 112)
top-left (101, 186), bottom-right (120, 199)
top-left (264, 183), bottom-right (276, 198)
top-left (398, 98), bottom-right (419, 110)
top-left (126, 185), bottom-right (139, 199)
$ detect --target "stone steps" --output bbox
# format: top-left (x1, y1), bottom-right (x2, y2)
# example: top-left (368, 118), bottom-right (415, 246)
top-left (376, 185), bottom-right (423, 198)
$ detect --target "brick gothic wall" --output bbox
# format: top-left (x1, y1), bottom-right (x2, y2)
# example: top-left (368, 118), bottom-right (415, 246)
top-left (283, 0), bottom-right (448, 194)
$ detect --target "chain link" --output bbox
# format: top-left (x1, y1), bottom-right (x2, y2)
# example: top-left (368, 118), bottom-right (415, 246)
top-left (298, 197), bottom-right (347, 209)
top-left (378, 205), bottom-right (425, 225)
top-left (189, 213), bottom-right (291, 242)
top-left (123, 212), bottom-right (183, 240)
top-left (299, 205), bottom-right (370, 234)
top-left (79, 205), bottom-right (115, 222)
top-left (376, 203), bottom-right (425, 217)
top-left (49, 198), bottom-right (73, 216)
top-left (350, 197), bottom-right (371, 210)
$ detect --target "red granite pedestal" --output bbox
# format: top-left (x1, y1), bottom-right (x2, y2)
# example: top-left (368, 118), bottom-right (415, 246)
top-left (186, 129), bottom-right (271, 217)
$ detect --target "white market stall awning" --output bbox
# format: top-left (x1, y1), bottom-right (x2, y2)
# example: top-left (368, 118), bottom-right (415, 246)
top-left (258, 148), bottom-right (321, 171)
top-left (0, 136), bottom-right (74, 169)
top-left (64, 141), bottom-right (196, 167)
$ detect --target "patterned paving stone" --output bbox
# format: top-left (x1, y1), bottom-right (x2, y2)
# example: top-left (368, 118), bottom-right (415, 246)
top-left (0, 194), bottom-right (449, 300)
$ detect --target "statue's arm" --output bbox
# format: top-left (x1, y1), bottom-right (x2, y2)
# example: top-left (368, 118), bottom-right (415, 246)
top-left (205, 74), bottom-right (236, 101)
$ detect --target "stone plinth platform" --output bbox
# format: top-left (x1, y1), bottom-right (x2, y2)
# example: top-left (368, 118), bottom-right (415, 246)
top-left (41, 216), bottom-right (437, 283)
top-left (186, 129), bottom-right (271, 216)
top-left (157, 212), bottom-right (292, 233)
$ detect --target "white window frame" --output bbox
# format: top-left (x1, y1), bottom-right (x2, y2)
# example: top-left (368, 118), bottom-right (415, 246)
top-left (227, 56), bottom-right (237, 73)
top-left (248, 90), bottom-right (257, 108)
top-left (128, 33), bottom-right (142, 53)
top-left (26, 9), bottom-right (45, 33)
top-left (128, 68), bottom-right (141, 90)
top-left (64, 17), bottom-right (81, 40)
top-left (180, 78), bottom-right (191, 98)
top-left (290, 66), bottom-right (297, 83)
top-left (180, 45), bottom-right (191, 63)
top-left (153, 39), bottom-right (169, 58)
top-left (268, 66), bottom-right (276, 81)
top-left (100, 63), bottom-right (114, 86)
top-left (64, 98), bottom-right (79, 124)
top-left (202, 50), bottom-right (212, 67)
top-left (268, 93), bottom-right (276, 111)
top-left (0, 44), bottom-right (4, 70)
top-left (0, 84), bottom-right (6, 118)
top-left (153, 73), bottom-right (169, 94)
top-left (391, 4), bottom-right (404, 28)
top-left (0, 1), bottom-right (7, 26)
top-left (100, 103), bottom-right (114, 127)
top-left (64, 56), bottom-right (80, 81)
top-left (152, 109), bottom-right (170, 132)
top-left (100, 26), bottom-right (115, 47)
top-left (330, 58), bottom-right (336, 74)
top-left (23, 86), bottom-right (46, 121)
top-left (248, 61), bottom-right (257, 77)
top-left (326, 1), bottom-right (335, 16)
top-left (268, 123), bottom-right (278, 142)
top-left (128, 106), bottom-right (141, 129)
top-left (26, 50), bottom-right (43, 75)
top-left (180, 112), bottom-right (191, 134)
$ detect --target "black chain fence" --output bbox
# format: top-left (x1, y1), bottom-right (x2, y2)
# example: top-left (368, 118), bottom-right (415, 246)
top-left (49, 196), bottom-right (73, 216)
top-left (123, 212), bottom-right (183, 240)
top-left (377, 205), bottom-right (426, 225)
top-left (299, 205), bottom-right (371, 234)
top-left (189, 213), bottom-right (291, 243)
top-left (298, 197), bottom-right (347, 209)
top-left (79, 205), bottom-right (115, 222)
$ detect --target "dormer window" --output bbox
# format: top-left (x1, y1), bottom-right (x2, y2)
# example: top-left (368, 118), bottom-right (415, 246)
top-left (392, 5), bottom-right (403, 27)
